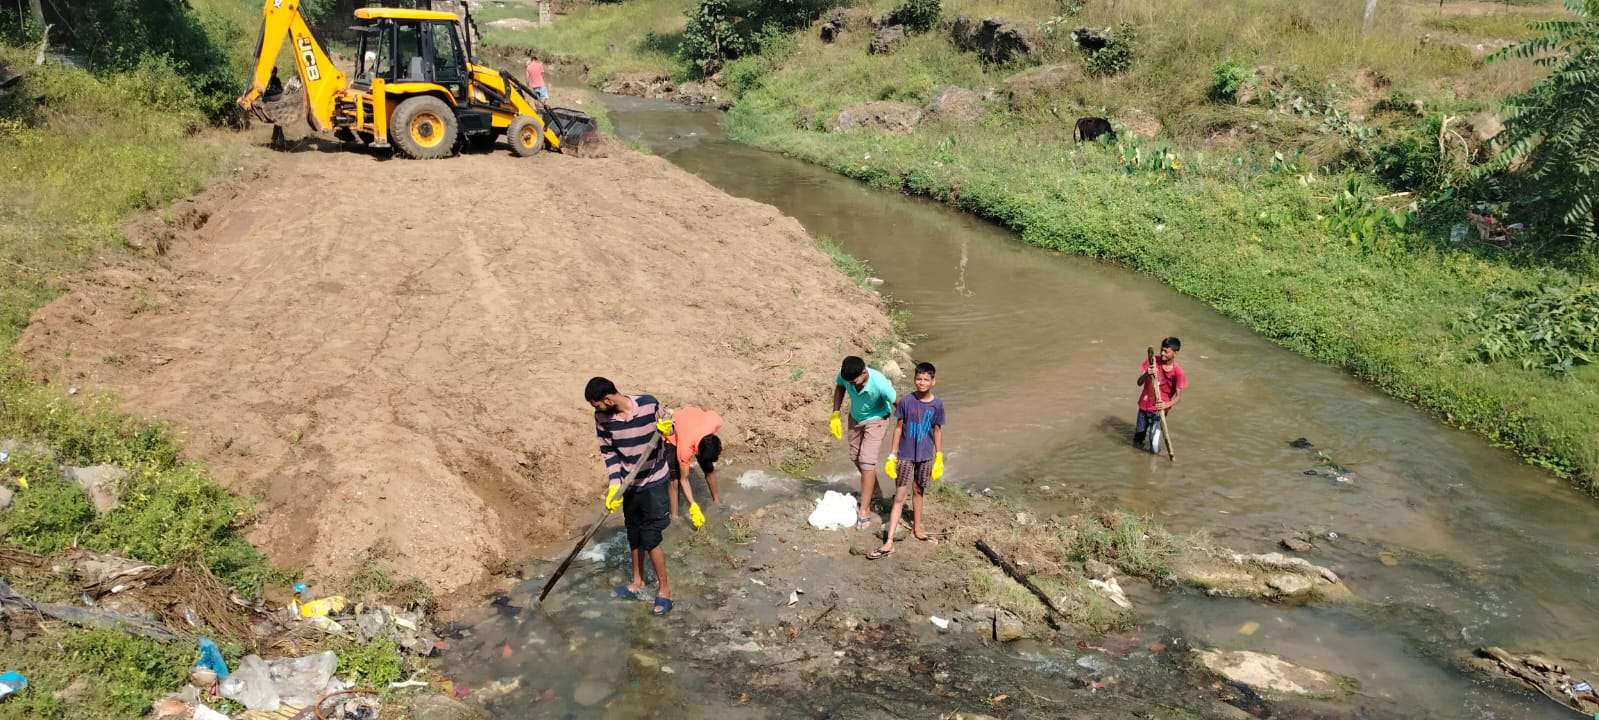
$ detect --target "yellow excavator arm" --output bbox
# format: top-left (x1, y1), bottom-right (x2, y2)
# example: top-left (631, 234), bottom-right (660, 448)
top-left (237, 0), bottom-right (347, 131)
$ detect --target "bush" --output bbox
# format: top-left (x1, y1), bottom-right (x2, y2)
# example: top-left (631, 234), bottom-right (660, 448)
top-left (682, 0), bottom-right (842, 75)
top-left (891, 0), bottom-right (941, 34)
top-left (1083, 22), bottom-right (1138, 77)
top-left (1208, 61), bottom-right (1250, 103)
top-left (1456, 281), bottom-right (1599, 374)
top-left (1480, 0), bottom-right (1599, 243)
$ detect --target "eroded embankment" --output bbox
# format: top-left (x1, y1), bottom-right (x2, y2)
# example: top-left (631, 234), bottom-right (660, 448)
top-left (17, 137), bottom-right (891, 601)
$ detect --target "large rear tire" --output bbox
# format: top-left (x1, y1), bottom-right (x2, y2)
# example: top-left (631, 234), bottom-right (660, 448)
top-left (391, 96), bottom-right (457, 159)
top-left (507, 115), bottom-right (547, 157)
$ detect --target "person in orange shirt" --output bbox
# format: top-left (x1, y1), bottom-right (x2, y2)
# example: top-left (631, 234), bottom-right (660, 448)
top-left (660, 406), bottom-right (723, 528)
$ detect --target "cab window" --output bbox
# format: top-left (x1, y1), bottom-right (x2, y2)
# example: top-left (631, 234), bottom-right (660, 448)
top-left (428, 22), bottom-right (464, 82)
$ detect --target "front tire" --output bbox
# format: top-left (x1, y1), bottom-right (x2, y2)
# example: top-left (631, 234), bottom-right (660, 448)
top-left (507, 115), bottom-right (547, 157)
top-left (391, 96), bottom-right (457, 159)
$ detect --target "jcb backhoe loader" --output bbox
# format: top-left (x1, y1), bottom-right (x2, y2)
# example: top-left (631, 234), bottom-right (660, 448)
top-left (237, 0), bottom-right (593, 158)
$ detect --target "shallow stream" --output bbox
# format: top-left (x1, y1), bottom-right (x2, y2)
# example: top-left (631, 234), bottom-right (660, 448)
top-left (438, 93), bottom-right (1598, 719)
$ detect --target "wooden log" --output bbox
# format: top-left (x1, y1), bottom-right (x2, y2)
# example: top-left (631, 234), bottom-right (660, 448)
top-left (974, 539), bottom-right (1067, 629)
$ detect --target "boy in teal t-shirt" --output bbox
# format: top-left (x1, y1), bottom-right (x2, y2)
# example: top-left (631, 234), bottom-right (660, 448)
top-left (829, 355), bottom-right (896, 527)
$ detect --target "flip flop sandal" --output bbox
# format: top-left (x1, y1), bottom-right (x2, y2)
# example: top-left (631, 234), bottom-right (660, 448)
top-left (866, 547), bottom-right (894, 560)
top-left (612, 585), bottom-right (640, 600)
top-left (914, 533), bottom-right (938, 544)
top-left (652, 597), bottom-right (674, 616)
top-left (855, 515), bottom-right (875, 528)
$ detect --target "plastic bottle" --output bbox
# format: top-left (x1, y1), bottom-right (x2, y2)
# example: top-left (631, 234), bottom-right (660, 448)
top-left (293, 581), bottom-right (313, 603)
top-left (0, 670), bottom-right (26, 700)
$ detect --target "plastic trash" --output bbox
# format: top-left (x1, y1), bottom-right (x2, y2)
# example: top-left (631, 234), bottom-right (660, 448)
top-left (0, 670), bottom-right (25, 700)
top-left (269, 650), bottom-right (338, 707)
top-left (195, 637), bottom-right (230, 680)
top-left (192, 704), bottom-right (229, 720)
top-left (219, 655), bottom-right (281, 711)
top-left (298, 595), bottom-right (347, 618)
top-left (806, 490), bottom-right (859, 529)
top-left (929, 616), bottom-right (950, 630)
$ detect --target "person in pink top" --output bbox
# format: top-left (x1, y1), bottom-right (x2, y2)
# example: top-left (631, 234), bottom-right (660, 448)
top-left (1134, 336), bottom-right (1187, 454)
top-left (662, 406), bottom-right (723, 528)
top-left (524, 52), bottom-right (548, 101)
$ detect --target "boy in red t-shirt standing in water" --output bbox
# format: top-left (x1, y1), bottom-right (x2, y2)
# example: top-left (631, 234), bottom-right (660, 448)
top-left (1134, 337), bottom-right (1187, 455)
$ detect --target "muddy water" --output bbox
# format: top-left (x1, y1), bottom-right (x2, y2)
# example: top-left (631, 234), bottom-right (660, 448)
top-left (442, 95), bottom-right (1598, 717)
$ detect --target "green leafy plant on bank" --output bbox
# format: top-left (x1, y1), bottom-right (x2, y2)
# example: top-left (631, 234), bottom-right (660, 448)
top-left (1083, 22), bottom-right (1138, 77)
top-left (1209, 61), bottom-right (1251, 103)
top-left (1456, 282), bottom-right (1599, 374)
top-left (1480, 0), bottom-right (1599, 243)
top-left (891, 0), bottom-right (941, 34)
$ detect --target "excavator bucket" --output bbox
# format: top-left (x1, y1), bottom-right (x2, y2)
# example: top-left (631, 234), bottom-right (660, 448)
top-left (544, 105), bottom-right (597, 150)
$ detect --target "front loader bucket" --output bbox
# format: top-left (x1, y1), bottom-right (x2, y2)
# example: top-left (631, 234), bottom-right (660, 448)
top-left (547, 107), bottom-right (597, 148)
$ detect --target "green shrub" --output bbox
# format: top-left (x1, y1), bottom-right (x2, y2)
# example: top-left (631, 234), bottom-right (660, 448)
top-left (0, 629), bottom-right (191, 720)
top-left (1, 476), bottom-right (96, 555)
top-left (1456, 282), bottom-right (1599, 374)
top-left (1208, 61), bottom-right (1250, 103)
top-left (1083, 22), bottom-right (1138, 77)
top-left (1480, 0), bottom-right (1599, 243)
top-left (334, 637), bottom-right (409, 686)
top-left (891, 0), bottom-right (941, 34)
top-left (681, 0), bottom-right (841, 75)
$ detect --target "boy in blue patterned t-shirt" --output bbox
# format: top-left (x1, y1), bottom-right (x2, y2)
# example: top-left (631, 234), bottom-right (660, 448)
top-left (869, 362), bottom-right (946, 559)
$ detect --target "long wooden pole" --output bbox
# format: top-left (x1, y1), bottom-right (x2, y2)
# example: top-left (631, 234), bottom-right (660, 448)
top-left (539, 432), bottom-right (662, 602)
top-left (1146, 347), bottom-right (1176, 461)
top-left (975, 539), bottom-right (1067, 629)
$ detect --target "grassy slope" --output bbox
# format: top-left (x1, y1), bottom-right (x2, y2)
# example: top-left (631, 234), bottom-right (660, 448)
top-left (498, 0), bottom-right (1598, 485)
top-left (0, 2), bottom-right (421, 717)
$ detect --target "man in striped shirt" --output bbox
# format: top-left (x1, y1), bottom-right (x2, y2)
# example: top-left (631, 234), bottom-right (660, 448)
top-left (586, 376), bottom-right (676, 616)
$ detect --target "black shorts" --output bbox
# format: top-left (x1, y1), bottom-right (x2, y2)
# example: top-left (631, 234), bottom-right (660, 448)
top-left (622, 480), bottom-right (671, 552)
top-left (665, 441), bottom-right (682, 481)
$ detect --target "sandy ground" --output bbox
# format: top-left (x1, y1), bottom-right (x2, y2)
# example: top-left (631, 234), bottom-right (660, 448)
top-left (18, 135), bottom-right (890, 600)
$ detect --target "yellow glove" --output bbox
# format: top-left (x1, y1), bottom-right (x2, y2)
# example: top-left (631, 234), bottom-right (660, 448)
top-left (688, 501), bottom-right (705, 529)
top-left (931, 452), bottom-right (945, 481)
top-left (656, 418), bottom-right (674, 436)
top-left (829, 412), bottom-right (843, 440)
top-left (883, 454), bottom-right (898, 480)
top-left (603, 483), bottom-right (623, 512)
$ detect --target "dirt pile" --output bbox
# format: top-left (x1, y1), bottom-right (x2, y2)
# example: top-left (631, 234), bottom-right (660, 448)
top-left (18, 140), bottom-right (890, 601)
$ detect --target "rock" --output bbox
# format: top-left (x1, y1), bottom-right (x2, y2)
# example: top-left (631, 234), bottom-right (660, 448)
top-left (672, 81), bottom-right (714, 106)
top-left (486, 17), bottom-right (535, 31)
top-left (1288, 437), bottom-right (1314, 449)
top-left (833, 101), bottom-right (923, 134)
top-left (630, 651), bottom-right (660, 669)
top-left (1376, 551), bottom-right (1398, 567)
top-left (879, 360), bottom-right (904, 381)
top-left (1192, 649), bottom-right (1342, 696)
top-left (951, 16), bottom-right (1039, 65)
top-left (1071, 26), bottom-right (1109, 51)
top-left (1280, 537), bottom-right (1313, 553)
top-left (573, 678), bottom-right (609, 706)
top-left (1120, 110), bottom-right (1162, 139)
top-left (993, 611), bottom-right (1025, 642)
top-left (1266, 573), bottom-right (1313, 597)
top-left (1083, 559), bottom-right (1115, 580)
top-left (1002, 63), bottom-right (1081, 109)
top-left (877, 522), bottom-right (907, 541)
top-left (0, 486), bottom-right (12, 510)
top-left (1466, 112), bottom-right (1505, 153)
top-left (869, 24), bottom-right (907, 55)
top-left (408, 694), bottom-right (473, 720)
top-left (925, 86), bottom-right (985, 126)
top-left (62, 463), bottom-right (128, 513)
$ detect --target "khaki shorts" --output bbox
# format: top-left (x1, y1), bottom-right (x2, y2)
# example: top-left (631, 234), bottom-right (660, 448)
top-left (847, 417), bottom-right (888, 469)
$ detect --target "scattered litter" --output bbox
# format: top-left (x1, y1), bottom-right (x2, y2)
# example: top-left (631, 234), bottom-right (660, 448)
top-left (577, 533), bottom-right (625, 563)
top-left (191, 705), bottom-right (228, 720)
top-left (195, 637), bottom-right (230, 680)
top-left (1475, 646), bottom-right (1599, 715)
top-left (501, 640), bottom-right (513, 657)
top-left (219, 651), bottom-right (337, 711)
top-left (786, 591), bottom-right (799, 606)
top-left (661, 666), bottom-right (675, 674)
top-left (750, 578), bottom-right (767, 587)
top-left (1238, 622), bottom-right (1260, 636)
top-left (297, 595), bottom-right (346, 618)
top-left (929, 616), bottom-right (950, 630)
top-left (0, 671), bottom-right (25, 700)
top-left (1088, 577), bottom-right (1132, 609)
top-left (807, 491), bottom-right (859, 529)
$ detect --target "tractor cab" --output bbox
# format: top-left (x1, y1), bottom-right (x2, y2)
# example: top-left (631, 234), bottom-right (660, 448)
top-left (350, 8), bottom-right (469, 101)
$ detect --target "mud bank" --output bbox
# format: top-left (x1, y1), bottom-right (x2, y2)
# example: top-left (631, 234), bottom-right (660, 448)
top-left (17, 135), bottom-right (891, 601)
top-left (441, 486), bottom-right (1382, 719)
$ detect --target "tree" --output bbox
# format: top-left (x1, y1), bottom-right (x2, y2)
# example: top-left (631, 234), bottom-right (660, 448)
top-left (1481, 0), bottom-right (1599, 242)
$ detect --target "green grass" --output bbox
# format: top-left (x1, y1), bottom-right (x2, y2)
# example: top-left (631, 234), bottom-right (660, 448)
top-left (1066, 511), bottom-right (1179, 579)
top-left (482, 0), bottom-right (695, 82)
top-left (816, 233), bottom-right (873, 285)
top-left (0, 629), bottom-right (193, 720)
